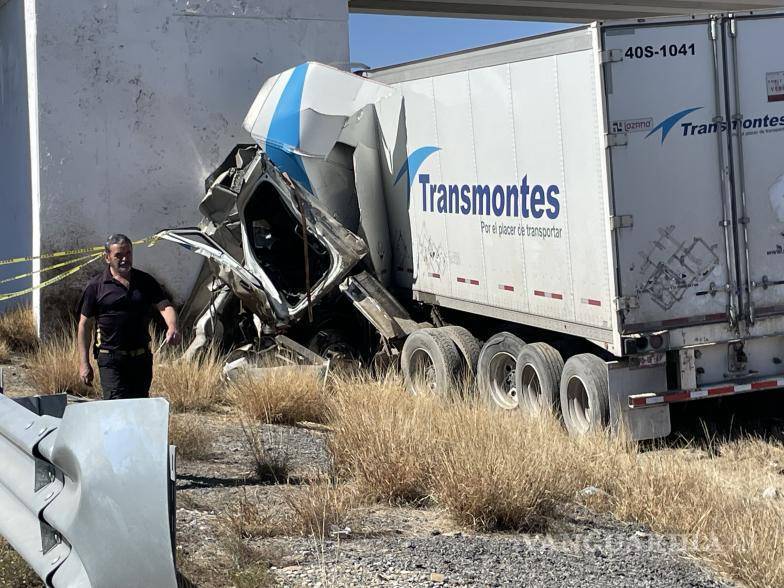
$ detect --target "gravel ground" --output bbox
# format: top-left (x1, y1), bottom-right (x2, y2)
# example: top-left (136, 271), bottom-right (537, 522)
top-left (0, 357), bottom-right (749, 588)
top-left (269, 516), bottom-right (730, 588)
top-left (174, 415), bottom-right (734, 588)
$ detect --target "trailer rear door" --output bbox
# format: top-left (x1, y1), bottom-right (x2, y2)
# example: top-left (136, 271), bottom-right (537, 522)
top-left (724, 13), bottom-right (784, 324)
top-left (601, 19), bottom-right (739, 333)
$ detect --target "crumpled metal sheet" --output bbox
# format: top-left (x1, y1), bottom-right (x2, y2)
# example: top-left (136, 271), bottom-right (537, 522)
top-left (223, 335), bottom-right (330, 385)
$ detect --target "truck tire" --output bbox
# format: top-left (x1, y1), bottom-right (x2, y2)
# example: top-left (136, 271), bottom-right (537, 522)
top-left (515, 342), bottom-right (564, 415)
top-left (559, 353), bottom-right (609, 436)
top-left (438, 325), bottom-right (481, 378)
top-left (401, 329), bottom-right (462, 397)
top-left (307, 328), bottom-right (360, 370)
top-left (477, 332), bottom-right (526, 410)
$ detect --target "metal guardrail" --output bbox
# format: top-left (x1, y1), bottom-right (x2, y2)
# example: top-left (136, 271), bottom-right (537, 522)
top-left (0, 371), bottom-right (178, 587)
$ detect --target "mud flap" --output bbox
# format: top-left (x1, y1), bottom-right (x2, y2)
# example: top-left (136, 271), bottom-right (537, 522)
top-left (607, 361), bottom-right (672, 441)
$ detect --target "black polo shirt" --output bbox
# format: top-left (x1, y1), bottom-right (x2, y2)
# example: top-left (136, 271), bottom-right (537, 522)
top-left (79, 267), bottom-right (167, 352)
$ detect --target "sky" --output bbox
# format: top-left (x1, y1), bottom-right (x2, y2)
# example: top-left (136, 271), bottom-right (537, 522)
top-left (349, 14), bottom-right (572, 69)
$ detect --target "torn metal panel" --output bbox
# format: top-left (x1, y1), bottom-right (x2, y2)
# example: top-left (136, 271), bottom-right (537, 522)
top-left (163, 149), bottom-right (369, 330)
top-left (236, 162), bottom-right (368, 322)
top-left (223, 336), bottom-right (330, 385)
top-left (154, 228), bottom-right (280, 324)
top-left (241, 63), bottom-right (405, 287)
top-left (185, 284), bottom-right (235, 360)
top-left (340, 271), bottom-right (421, 340)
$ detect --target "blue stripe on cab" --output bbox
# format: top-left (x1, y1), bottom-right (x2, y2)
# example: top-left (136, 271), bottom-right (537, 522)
top-left (265, 63), bottom-right (312, 191)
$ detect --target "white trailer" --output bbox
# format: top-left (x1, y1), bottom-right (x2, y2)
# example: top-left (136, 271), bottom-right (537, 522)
top-left (367, 10), bottom-right (784, 440)
top-left (169, 10), bottom-right (784, 440)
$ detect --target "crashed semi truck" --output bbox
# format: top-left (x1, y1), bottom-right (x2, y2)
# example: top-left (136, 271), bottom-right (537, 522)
top-left (158, 10), bottom-right (784, 441)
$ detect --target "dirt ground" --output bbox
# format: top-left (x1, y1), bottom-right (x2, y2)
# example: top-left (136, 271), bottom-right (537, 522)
top-left (173, 414), bottom-right (734, 588)
top-left (2, 353), bottom-right (783, 587)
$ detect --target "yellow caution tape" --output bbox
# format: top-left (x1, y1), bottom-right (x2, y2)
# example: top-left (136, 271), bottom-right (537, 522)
top-left (0, 237), bottom-right (152, 268)
top-left (0, 235), bottom-right (159, 302)
top-left (0, 253), bottom-right (101, 286)
top-left (0, 253), bottom-right (103, 302)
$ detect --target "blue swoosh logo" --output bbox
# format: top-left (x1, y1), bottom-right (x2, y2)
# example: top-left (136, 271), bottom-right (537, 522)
top-left (394, 146), bottom-right (440, 189)
top-left (646, 107), bottom-right (703, 143)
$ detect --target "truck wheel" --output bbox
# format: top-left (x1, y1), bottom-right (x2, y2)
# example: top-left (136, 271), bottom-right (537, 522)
top-left (307, 328), bottom-right (360, 369)
top-left (438, 325), bottom-right (481, 378)
top-left (515, 342), bottom-right (564, 415)
top-left (477, 332), bottom-right (526, 410)
top-left (559, 353), bottom-right (609, 435)
top-left (401, 329), bottom-right (462, 396)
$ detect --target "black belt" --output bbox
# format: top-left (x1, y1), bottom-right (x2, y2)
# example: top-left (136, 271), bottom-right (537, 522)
top-left (98, 347), bottom-right (149, 358)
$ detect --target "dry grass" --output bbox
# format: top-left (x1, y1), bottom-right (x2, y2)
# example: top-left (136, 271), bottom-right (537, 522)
top-left (239, 418), bottom-right (292, 484)
top-left (283, 480), bottom-right (358, 538)
top-left (219, 523), bottom-right (278, 588)
top-left (0, 539), bottom-right (41, 587)
top-left (152, 346), bottom-right (224, 412)
top-left (221, 488), bottom-right (295, 539)
top-left (228, 366), bottom-right (329, 425)
top-left (327, 373), bottom-right (784, 587)
top-left (329, 371), bottom-right (588, 528)
top-left (328, 371), bottom-right (438, 503)
top-left (0, 305), bottom-right (38, 352)
top-left (0, 339), bottom-right (10, 364)
top-left (26, 329), bottom-right (98, 397)
top-left (169, 414), bottom-right (215, 460)
top-left (431, 409), bottom-right (590, 532)
top-left (220, 481), bottom-right (357, 542)
top-left (604, 445), bottom-right (784, 588)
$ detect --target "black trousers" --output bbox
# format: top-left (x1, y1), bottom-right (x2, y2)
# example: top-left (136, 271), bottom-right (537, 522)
top-left (97, 352), bottom-right (153, 400)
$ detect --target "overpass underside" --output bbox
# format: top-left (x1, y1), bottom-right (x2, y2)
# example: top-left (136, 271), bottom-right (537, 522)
top-left (349, 0), bottom-right (783, 21)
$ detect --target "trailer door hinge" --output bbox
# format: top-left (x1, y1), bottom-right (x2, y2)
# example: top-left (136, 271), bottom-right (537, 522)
top-left (600, 49), bottom-right (624, 63)
top-left (614, 296), bottom-right (639, 312)
top-left (606, 132), bottom-right (628, 147)
top-left (610, 214), bottom-right (633, 230)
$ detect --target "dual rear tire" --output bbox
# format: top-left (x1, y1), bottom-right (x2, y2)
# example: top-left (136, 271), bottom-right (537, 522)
top-left (477, 332), bottom-right (526, 410)
top-left (515, 342), bottom-right (564, 414)
top-left (559, 353), bottom-right (609, 435)
top-left (400, 326), bottom-right (482, 396)
top-left (478, 335), bottom-right (608, 436)
top-left (401, 326), bottom-right (610, 436)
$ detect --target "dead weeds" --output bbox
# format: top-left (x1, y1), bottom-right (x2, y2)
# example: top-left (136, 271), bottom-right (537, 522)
top-left (283, 480), bottom-right (358, 539)
top-left (152, 346), bottom-right (224, 412)
top-left (169, 414), bottom-right (216, 460)
top-left (229, 366), bottom-right (329, 425)
top-left (0, 306), bottom-right (38, 353)
top-left (239, 418), bottom-right (293, 484)
top-left (26, 329), bottom-right (98, 397)
top-left (327, 372), bottom-right (784, 587)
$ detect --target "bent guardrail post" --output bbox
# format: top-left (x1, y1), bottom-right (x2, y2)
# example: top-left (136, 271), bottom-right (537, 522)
top-left (0, 392), bottom-right (177, 587)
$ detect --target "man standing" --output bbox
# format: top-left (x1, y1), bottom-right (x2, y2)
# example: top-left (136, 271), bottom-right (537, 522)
top-left (77, 234), bottom-right (180, 400)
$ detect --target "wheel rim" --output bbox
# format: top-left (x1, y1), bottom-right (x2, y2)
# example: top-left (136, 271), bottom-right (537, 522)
top-left (520, 363), bottom-right (543, 413)
top-left (566, 375), bottom-right (591, 433)
top-left (410, 348), bottom-right (438, 394)
top-left (488, 351), bottom-right (518, 409)
top-left (321, 342), bottom-right (360, 370)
